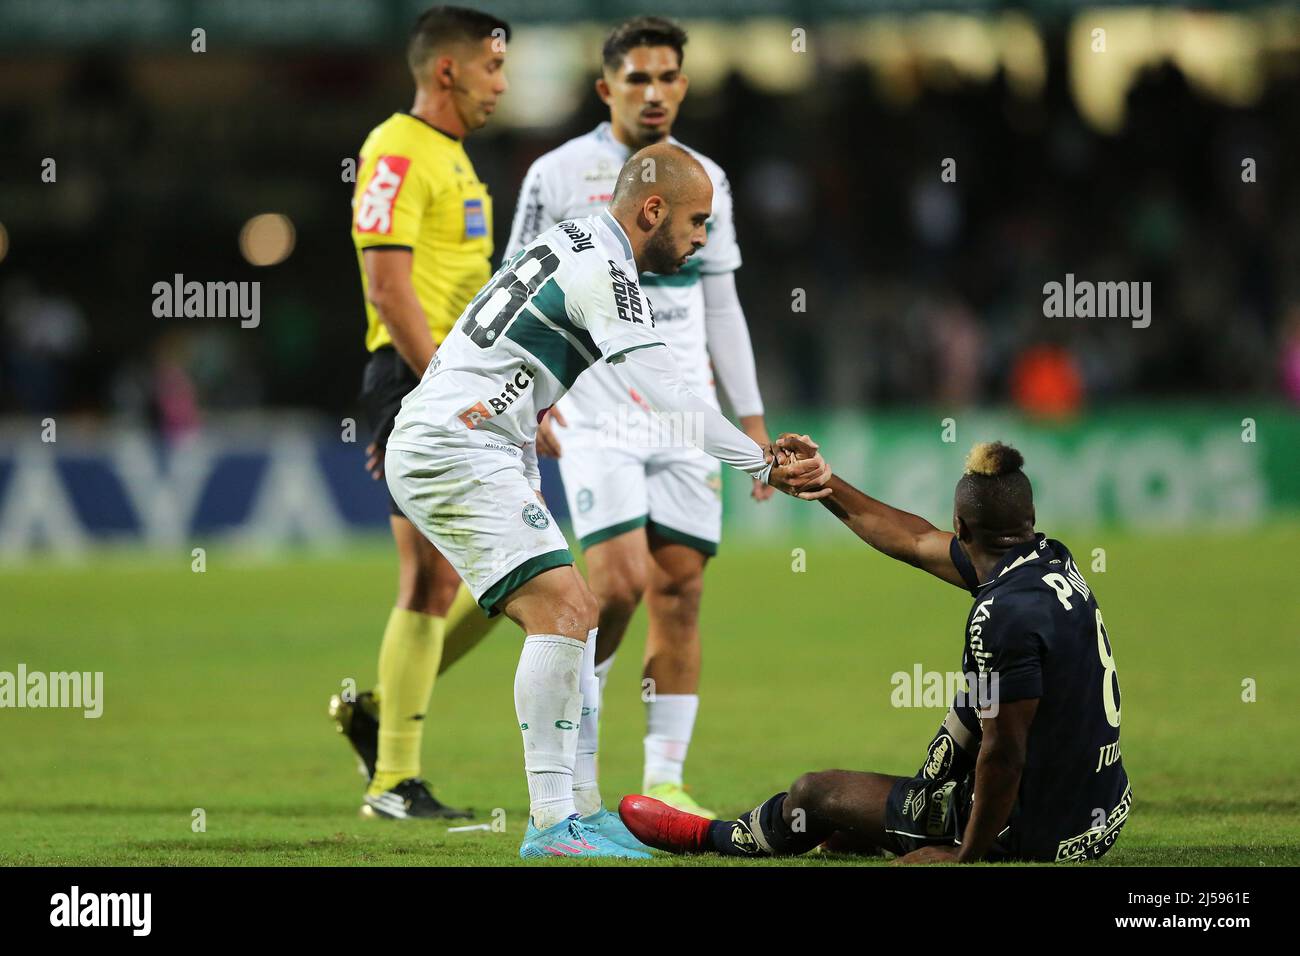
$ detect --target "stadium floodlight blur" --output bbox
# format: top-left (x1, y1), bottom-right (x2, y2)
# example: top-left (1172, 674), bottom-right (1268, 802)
top-left (0, 1), bottom-right (1298, 556)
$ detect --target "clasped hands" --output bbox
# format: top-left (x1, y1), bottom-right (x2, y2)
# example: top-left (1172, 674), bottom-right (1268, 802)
top-left (764, 433), bottom-right (832, 500)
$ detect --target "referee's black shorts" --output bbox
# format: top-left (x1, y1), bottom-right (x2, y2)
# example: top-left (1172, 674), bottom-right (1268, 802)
top-left (359, 345), bottom-right (420, 517)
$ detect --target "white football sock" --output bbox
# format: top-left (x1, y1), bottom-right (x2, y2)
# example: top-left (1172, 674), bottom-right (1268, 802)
top-left (594, 651), bottom-right (616, 698)
top-left (643, 693), bottom-right (700, 790)
top-left (514, 634), bottom-right (584, 829)
top-left (573, 629), bottom-right (603, 817)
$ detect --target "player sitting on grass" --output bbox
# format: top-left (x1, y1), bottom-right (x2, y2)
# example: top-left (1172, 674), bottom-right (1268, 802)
top-left (621, 439), bottom-right (1132, 863)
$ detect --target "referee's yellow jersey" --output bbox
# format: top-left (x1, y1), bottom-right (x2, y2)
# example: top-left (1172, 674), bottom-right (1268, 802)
top-left (351, 112), bottom-right (493, 352)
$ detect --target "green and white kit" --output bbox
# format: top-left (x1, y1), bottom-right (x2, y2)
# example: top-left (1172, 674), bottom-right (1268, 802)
top-left (386, 210), bottom-right (770, 611)
top-left (506, 123), bottom-right (765, 554)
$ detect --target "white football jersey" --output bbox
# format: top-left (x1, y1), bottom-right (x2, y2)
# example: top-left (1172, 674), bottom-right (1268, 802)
top-left (506, 123), bottom-right (742, 428)
top-left (388, 212), bottom-right (662, 450)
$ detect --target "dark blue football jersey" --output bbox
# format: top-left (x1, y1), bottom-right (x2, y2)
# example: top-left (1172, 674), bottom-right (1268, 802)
top-left (949, 533), bottom-right (1131, 861)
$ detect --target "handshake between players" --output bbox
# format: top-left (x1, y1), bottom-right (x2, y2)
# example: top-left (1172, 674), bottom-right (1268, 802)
top-left (620, 436), bottom-right (1132, 864)
top-left (755, 433), bottom-right (832, 500)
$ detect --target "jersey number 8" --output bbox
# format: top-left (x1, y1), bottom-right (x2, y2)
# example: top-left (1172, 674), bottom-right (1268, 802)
top-left (1096, 609), bottom-right (1121, 729)
top-left (464, 246), bottom-right (560, 349)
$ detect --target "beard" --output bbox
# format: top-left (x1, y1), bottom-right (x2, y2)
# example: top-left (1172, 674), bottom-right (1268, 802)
top-left (642, 222), bottom-right (685, 275)
top-left (632, 123), bottom-right (669, 146)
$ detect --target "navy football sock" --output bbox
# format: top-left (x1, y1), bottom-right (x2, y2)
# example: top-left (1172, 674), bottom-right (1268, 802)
top-left (706, 818), bottom-right (762, 855)
top-left (706, 792), bottom-right (822, 857)
top-left (750, 791), bottom-right (823, 855)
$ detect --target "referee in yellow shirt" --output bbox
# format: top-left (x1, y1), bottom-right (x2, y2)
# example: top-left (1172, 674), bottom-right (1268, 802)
top-left (331, 6), bottom-right (509, 820)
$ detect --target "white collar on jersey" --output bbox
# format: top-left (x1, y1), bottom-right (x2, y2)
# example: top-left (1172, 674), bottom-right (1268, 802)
top-left (599, 210), bottom-right (635, 262)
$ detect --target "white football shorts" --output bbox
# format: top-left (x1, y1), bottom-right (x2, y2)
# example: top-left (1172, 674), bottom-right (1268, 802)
top-left (555, 420), bottom-right (723, 555)
top-left (386, 430), bottom-right (573, 614)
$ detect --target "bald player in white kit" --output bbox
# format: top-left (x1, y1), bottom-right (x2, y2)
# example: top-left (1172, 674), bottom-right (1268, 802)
top-left (436, 16), bottom-right (769, 820)
top-left (384, 142), bottom-right (829, 859)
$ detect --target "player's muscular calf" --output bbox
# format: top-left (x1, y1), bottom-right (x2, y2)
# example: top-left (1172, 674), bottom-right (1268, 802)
top-left (785, 769), bottom-right (898, 853)
top-left (644, 538), bottom-right (706, 694)
top-left (392, 517), bottom-right (462, 616)
top-left (584, 530), bottom-right (650, 663)
top-left (621, 767), bottom-right (901, 858)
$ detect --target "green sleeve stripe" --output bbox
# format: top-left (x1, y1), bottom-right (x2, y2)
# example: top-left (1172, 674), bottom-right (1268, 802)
top-left (503, 278), bottom-right (605, 390)
top-left (505, 313), bottom-right (590, 389)
top-left (604, 341), bottom-right (664, 364)
top-left (530, 278), bottom-right (601, 359)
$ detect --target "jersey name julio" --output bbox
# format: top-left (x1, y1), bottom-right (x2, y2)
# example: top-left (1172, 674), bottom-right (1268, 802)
top-left (388, 211), bottom-right (663, 451)
top-left (506, 123), bottom-right (741, 428)
top-left (949, 533), bottom-right (1131, 862)
top-left (352, 112), bottom-right (493, 351)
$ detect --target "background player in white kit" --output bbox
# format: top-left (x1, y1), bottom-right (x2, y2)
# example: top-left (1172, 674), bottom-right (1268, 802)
top-left (439, 16), bottom-right (769, 818)
top-left (385, 143), bottom-right (828, 858)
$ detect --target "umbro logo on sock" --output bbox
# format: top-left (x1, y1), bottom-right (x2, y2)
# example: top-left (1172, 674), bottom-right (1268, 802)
top-left (729, 822), bottom-right (759, 854)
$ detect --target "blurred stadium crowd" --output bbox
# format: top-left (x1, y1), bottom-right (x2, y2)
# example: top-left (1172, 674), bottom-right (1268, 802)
top-left (2, 12), bottom-right (1299, 438)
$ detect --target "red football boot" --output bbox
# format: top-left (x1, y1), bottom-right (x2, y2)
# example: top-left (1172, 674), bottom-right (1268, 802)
top-left (618, 794), bottom-right (713, 854)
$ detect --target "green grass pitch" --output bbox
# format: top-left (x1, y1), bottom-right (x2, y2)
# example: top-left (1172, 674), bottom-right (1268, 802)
top-left (1, 526), bottom-right (1297, 866)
